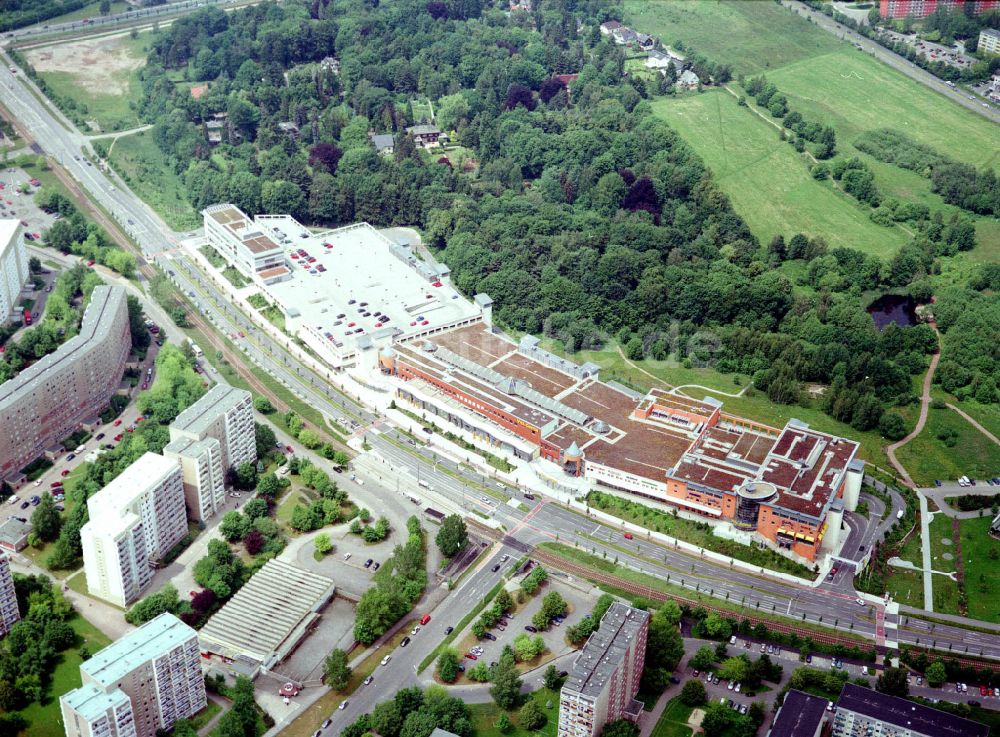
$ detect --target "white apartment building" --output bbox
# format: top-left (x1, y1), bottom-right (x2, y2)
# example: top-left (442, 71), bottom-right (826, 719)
top-left (62, 613), bottom-right (207, 737)
top-left (558, 603), bottom-right (649, 737)
top-left (981, 28), bottom-right (1000, 55)
top-left (0, 219), bottom-right (28, 325)
top-left (81, 453), bottom-right (187, 607)
top-left (61, 684), bottom-right (137, 737)
top-left (81, 512), bottom-right (151, 608)
top-left (202, 203), bottom-right (289, 284)
top-left (170, 384), bottom-right (256, 473)
top-left (0, 554), bottom-right (21, 636)
top-left (0, 285), bottom-right (130, 483)
top-left (163, 436), bottom-right (226, 523)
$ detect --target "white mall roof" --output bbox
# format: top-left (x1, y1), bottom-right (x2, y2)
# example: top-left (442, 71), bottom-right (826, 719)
top-left (257, 218), bottom-right (481, 350)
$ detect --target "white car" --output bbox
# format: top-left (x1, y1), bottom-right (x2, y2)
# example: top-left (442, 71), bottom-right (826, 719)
top-left (856, 597), bottom-right (865, 606)
top-left (344, 552), bottom-right (351, 560)
top-left (380, 656), bottom-right (391, 666)
top-left (411, 627), bottom-right (420, 635)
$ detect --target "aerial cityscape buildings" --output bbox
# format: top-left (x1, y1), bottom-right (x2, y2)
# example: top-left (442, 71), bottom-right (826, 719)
top-left (0, 554), bottom-right (21, 636)
top-left (60, 614), bottom-right (207, 737)
top-left (0, 219), bottom-right (28, 327)
top-left (0, 284), bottom-right (130, 484)
top-left (169, 384), bottom-right (256, 473)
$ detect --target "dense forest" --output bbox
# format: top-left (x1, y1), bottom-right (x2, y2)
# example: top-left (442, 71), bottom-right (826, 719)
top-left (132, 0), bottom-right (998, 437)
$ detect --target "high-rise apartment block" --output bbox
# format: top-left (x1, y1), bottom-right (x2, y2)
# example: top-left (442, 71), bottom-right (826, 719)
top-left (61, 614), bottom-right (207, 737)
top-left (61, 684), bottom-right (136, 737)
top-left (170, 384), bottom-right (256, 473)
top-left (833, 683), bottom-right (988, 737)
top-left (0, 285), bottom-right (130, 483)
top-left (980, 28), bottom-right (1000, 55)
top-left (81, 453), bottom-right (187, 607)
top-left (0, 219), bottom-right (28, 326)
top-left (164, 436), bottom-right (226, 523)
top-left (879, 0), bottom-right (997, 18)
top-left (0, 554), bottom-right (21, 636)
top-left (558, 603), bottom-right (650, 737)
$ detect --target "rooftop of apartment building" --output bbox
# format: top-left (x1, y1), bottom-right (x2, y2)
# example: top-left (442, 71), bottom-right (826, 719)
top-left (768, 689), bottom-right (827, 737)
top-left (204, 204), bottom-right (281, 255)
top-left (82, 613), bottom-right (197, 686)
top-left (250, 214), bottom-right (481, 351)
top-left (837, 683), bottom-right (988, 737)
top-left (163, 435), bottom-right (219, 460)
top-left (61, 682), bottom-right (130, 720)
top-left (672, 418), bottom-right (859, 520)
top-left (0, 285), bottom-right (127, 411)
top-left (563, 602), bottom-right (650, 700)
top-left (171, 384), bottom-right (250, 436)
top-left (0, 218), bottom-right (20, 257)
top-left (86, 452), bottom-right (179, 520)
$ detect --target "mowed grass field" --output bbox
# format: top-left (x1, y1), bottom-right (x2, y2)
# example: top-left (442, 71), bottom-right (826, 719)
top-left (624, 0), bottom-right (842, 74)
top-left (894, 402), bottom-right (1000, 486)
top-left (768, 50), bottom-right (1000, 172)
top-left (651, 90), bottom-right (908, 257)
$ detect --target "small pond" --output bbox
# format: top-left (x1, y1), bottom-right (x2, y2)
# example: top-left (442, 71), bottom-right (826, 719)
top-left (867, 294), bottom-right (917, 330)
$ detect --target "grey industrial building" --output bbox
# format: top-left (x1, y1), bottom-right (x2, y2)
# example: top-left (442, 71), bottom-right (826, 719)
top-left (834, 683), bottom-right (988, 737)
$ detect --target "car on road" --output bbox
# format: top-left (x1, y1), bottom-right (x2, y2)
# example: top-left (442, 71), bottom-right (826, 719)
top-left (465, 653), bottom-right (478, 660)
top-left (525, 625), bottom-right (537, 633)
top-left (400, 637), bottom-right (411, 647)
top-left (624, 532), bottom-right (633, 539)
top-left (491, 564), bottom-right (501, 572)
top-left (365, 559), bottom-right (373, 568)
top-left (484, 632), bottom-right (497, 641)
top-left (114, 419), bottom-right (122, 426)
top-left (380, 656), bottom-right (391, 666)
top-left (372, 562), bottom-right (380, 570)
top-left (19, 501), bottom-right (29, 509)
top-left (855, 597), bottom-right (865, 606)
top-left (934, 480), bottom-right (942, 487)
top-left (61, 469), bottom-right (70, 476)
top-left (322, 720), bottom-right (331, 728)
top-left (410, 626), bottom-right (419, 635)
top-left (444, 626), bottom-right (454, 635)
top-left (338, 702), bottom-right (348, 710)
top-left (66, 453), bottom-right (75, 461)
top-left (420, 614), bottom-right (431, 625)
top-left (363, 676), bottom-right (373, 686)
top-left (96, 433), bottom-right (105, 440)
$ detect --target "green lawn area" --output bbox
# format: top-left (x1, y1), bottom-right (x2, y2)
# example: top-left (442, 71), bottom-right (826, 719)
top-left (27, 0), bottom-right (129, 26)
top-left (410, 98), bottom-right (434, 124)
top-left (107, 131), bottom-right (200, 230)
top-left (13, 615), bottom-right (112, 737)
top-left (928, 514), bottom-right (957, 574)
top-left (650, 698), bottom-right (694, 737)
top-left (30, 31), bottom-right (151, 132)
top-left (954, 400), bottom-right (1000, 442)
top-left (885, 567), bottom-right (924, 609)
top-left (895, 402), bottom-right (1000, 486)
top-left (467, 688), bottom-right (560, 737)
top-left (769, 50), bottom-right (1000, 172)
top-left (958, 517), bottom-right (1000, 623)
top-left (650, 91), bottom-right (908, 257)
top-left (624, 0), bottom-right (842, 75)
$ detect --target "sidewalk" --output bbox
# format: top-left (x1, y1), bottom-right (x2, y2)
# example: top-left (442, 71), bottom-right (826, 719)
top-left (918, 493), bottom-right (934, 611)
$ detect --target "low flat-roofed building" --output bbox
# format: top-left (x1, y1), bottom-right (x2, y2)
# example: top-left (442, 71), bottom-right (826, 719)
top-left (202, 204), bottom-right (289, 283)
top-left (834, 682), bottom-right (988, 737)
top-left (198, 559), bottom-right (336, 673)
top-left (0, 285), bottom-right (130, 483)
top-left (767, 689), bottom-right (827, 737)
top-left (247, 215), bottom-right (485, 367)
top-left (0, 517), bottom-right (31, 553)
top-left (558, 603), bottom-right (649, 737)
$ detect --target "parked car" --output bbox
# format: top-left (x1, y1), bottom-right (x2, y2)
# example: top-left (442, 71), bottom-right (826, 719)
top-left (400, 637), bottom-right (411, 647)
top-left (524, 625), bottom-right (537, 633)
top-left (444, 626), bottom-right (454, 635)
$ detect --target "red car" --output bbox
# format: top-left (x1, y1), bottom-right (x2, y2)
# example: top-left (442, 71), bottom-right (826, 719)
top-left (113, 419), bottom-right (122, 426)
top-left (86, 259), bottom-right (95, 267)
top-left (61, 469), bottom-right (71, 477)
top-left (126, 427), bottom-right (134, 433)
top-left (50, 481), bottom-right (63, 488)
top-left (465, 653), bottom-right (478, 660)
top-left (136, 416), bottom-right (145, 422)
top-left (624, 532), bottom-right (633, 540)
top-left (114, 434), bottom-right (123, 441)
top-left (286, 445), bottom-right (294, 453)
top-left (981, 685), bottom-right (990, 696)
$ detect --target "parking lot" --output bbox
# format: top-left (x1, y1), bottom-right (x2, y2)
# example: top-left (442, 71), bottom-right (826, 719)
top-left (880, 30), bottom-right (976, 70)
top-left (0, 166), bottom-right (59, 238)
top-left (448, 574), bottom-right (595, 678)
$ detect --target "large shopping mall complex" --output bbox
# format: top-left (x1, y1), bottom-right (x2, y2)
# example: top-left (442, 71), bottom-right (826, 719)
top-left (202, 205), bottom-right (865, 561)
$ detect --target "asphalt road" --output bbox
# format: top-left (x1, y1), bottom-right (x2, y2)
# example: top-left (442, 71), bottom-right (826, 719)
top-left (784, 0), bottom-right (1000, 124)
